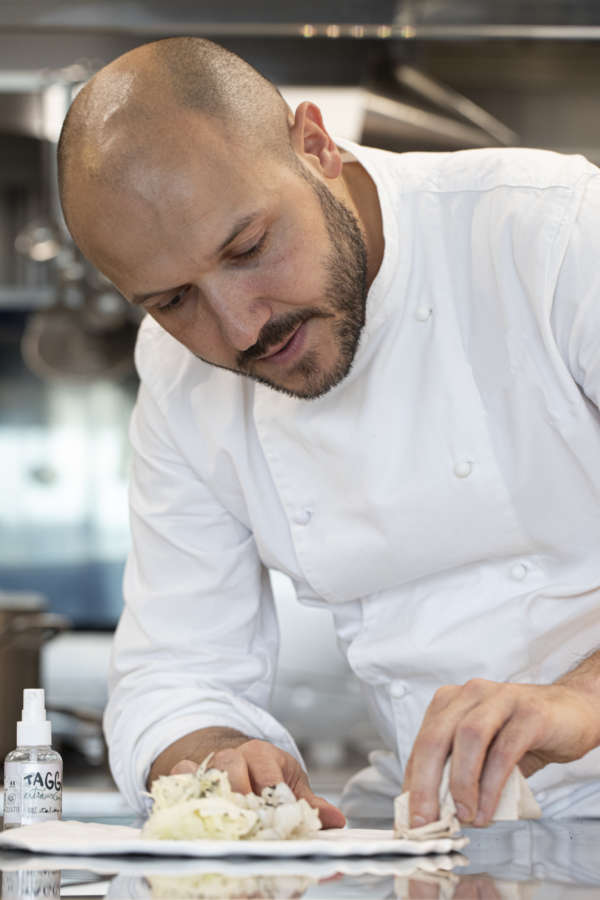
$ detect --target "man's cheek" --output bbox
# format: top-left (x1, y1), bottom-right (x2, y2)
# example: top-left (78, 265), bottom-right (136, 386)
top-left (265, 250), bottom-right (321, 298)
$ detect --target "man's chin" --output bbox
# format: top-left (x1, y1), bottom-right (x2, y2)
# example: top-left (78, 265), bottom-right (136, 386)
top-left (192, 348), bottom-right (354, 400)
top-left (251, 375), bottom-right (336, 401)
top-left (244, 351), bottom-right (352, 400)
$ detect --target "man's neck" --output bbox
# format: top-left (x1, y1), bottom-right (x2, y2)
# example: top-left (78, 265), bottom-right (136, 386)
top-left (341, 157), bottom-right (384, 290)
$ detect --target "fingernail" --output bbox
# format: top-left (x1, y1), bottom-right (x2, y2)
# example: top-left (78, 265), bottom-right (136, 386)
top-left (410, 814), bottom-right (427, 827)
top-left (473, 810), bottom-right (487, 826)
top-left (455, 803), bottom-right (472, 822)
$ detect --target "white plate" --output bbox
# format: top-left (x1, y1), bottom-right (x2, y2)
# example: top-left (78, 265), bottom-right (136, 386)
top-left (0, 820), bottom-right (468, 858)
top-left (0, 851), bottom-right (470, 878)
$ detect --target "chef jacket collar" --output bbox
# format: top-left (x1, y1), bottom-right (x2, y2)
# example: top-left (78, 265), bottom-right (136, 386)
top-left (334, 137), bottom-right (403, 348)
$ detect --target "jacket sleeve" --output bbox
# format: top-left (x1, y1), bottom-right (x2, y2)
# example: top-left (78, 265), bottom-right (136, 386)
top-left (103, 380), bottom-right (303, 814)
top-left (551, 172), bottom-right (600, 407)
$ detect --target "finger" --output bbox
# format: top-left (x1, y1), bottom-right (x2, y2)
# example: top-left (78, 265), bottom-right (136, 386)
top-left (169, 759), bottom-right (199, 775)
top-left (293, 780), bottom-right (346, 829)
top-left (474, 714), bottom-right (540, 826)
top-left (449, 687), bottom-right (515, 822)
top-left (277, 748), bottom-right (346, 829)
top-left (406, 684), bottom-right (476, 826)
top-left (518, 749), bottom-right (548, 779)
top-left (211, 747), bottom-right (253, 794)
top-left (237, 741), bottom-right (288, 795)
top-left (244, 744), bottom-right (346, 829)
top-left (248, 759), bottom-right (287, 795)
top-left (403, 684), bottom-right (459, 789)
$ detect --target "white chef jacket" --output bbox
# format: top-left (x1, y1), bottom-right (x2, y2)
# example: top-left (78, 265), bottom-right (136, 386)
top-left (105, 138), bottom-right (600, 818)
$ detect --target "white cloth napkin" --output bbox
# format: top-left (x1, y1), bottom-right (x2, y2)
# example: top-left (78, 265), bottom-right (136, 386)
top-left (0, 818), bottom-right (469, 857)
top-left (394, 759), bottom-right (541, 839)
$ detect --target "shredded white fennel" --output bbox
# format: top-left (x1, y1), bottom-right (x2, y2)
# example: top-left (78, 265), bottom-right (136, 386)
top-left (142, 757), bottom-right (322, 841)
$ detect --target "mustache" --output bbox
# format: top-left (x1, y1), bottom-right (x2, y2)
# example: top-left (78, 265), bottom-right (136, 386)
top-left (237, 308), bottom-right (330, 367)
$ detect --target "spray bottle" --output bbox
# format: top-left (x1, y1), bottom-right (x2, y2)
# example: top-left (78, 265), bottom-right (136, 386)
top-left (3, 689), bottom-right (62, 829)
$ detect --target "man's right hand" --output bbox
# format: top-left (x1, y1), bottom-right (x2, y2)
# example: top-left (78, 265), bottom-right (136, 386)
top-left (147, 727), bottom-right (346, 829)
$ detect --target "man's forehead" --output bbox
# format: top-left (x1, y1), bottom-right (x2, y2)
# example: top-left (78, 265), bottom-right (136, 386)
top-left (77, 124), bottom-right (278, 260)
top-left (111, 111), bottom-right (250, 192)
top-left (119, 152), bottom-right (274, 245)
top-left (85, 169), bottom-right (279, 299)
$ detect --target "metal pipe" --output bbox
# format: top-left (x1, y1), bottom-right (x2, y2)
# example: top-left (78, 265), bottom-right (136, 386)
top-left (395, 65), bottom-right (518, 146)
top-left (1, 23), bottom-right (600, 40)
top-left (364, 92), bottom-right (498, 147)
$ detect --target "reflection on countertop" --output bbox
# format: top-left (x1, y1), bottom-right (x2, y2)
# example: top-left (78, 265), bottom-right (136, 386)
top-left (2, 819), bottom-right (600, 898)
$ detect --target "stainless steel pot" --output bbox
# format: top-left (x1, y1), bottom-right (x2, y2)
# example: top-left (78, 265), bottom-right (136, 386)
top-left (0, 592), bottom-right (69, 763)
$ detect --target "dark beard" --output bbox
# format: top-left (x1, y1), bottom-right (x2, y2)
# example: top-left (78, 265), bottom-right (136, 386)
top-left (237, 163), bottom-right (368, 400)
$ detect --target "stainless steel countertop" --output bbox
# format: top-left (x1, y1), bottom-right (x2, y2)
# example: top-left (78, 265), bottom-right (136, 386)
top-left (2, 817), bottom-right (600, 897)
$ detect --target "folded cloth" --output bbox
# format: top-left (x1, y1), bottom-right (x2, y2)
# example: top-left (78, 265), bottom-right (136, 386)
top-left (394, 759), bottom-right (541, 840)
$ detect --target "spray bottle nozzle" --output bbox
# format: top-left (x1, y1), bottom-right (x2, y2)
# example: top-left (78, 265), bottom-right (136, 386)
top-left (17, 688), bottom-right (52, 746)
top-left (21, 689), bottom-right (47, 722)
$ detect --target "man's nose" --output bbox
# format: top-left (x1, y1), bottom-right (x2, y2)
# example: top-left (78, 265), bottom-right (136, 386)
top-left (203, 277), bottom-right (272, 352)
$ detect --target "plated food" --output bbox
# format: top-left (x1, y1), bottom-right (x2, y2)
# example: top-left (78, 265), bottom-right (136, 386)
top-left (142, 759), bottom-right (322, 841)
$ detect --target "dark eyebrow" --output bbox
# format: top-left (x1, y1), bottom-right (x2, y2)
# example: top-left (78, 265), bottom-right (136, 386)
top-left (130, 211), bottom-right (262, 306)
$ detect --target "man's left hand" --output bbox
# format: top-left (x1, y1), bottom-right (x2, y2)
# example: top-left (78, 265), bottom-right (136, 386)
top-left (403, 678), bottom-right (600, 827)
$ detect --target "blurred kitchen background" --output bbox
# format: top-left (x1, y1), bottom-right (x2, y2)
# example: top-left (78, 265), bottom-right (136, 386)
top-left (3, 0), bottom-right (600, 814)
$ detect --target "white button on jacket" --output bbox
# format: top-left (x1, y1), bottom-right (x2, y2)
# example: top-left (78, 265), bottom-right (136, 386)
top-left (415, 305), bottom-right (432, 322)
top-left (293, 509), bottom-right (312, 526)
top-left (105, 140), bottom-right (600, 817)
top-left (453, 460), bottom-right (473, 479)
top-left (510, 562), bottom-right (528, 581)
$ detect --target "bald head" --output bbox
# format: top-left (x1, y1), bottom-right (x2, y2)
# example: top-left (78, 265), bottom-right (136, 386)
top-left (53, 37), bottom-right (378, 400)
top-left (57, 38), bottom-right (292, 247)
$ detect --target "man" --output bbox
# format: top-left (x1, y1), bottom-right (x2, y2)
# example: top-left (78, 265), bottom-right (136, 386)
top-left (58, 36), bottom-right (600, 829)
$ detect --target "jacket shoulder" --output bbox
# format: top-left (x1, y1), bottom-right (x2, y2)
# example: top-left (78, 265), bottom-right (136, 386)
top-left (423, 147), bottom-right (597, 195)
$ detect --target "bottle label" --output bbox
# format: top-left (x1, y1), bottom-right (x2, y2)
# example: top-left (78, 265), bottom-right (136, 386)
top-left (3, 762), bottom-right (62, 826)
top-left (1, 869), bottom-right (61, 899)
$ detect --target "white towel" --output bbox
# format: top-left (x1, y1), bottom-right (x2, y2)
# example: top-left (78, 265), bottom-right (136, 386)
top-left (394, 759), bottom-right (541, 839)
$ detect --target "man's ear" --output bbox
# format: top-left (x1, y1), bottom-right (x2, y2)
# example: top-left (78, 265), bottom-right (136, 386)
top-left (289, 101), bottom-right (343, 179)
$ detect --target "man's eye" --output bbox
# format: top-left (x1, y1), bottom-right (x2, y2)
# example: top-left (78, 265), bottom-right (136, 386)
top-left (234, 231), bottom-right (268, 262)
top-left (158, 287), bottom-right (189, 313)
